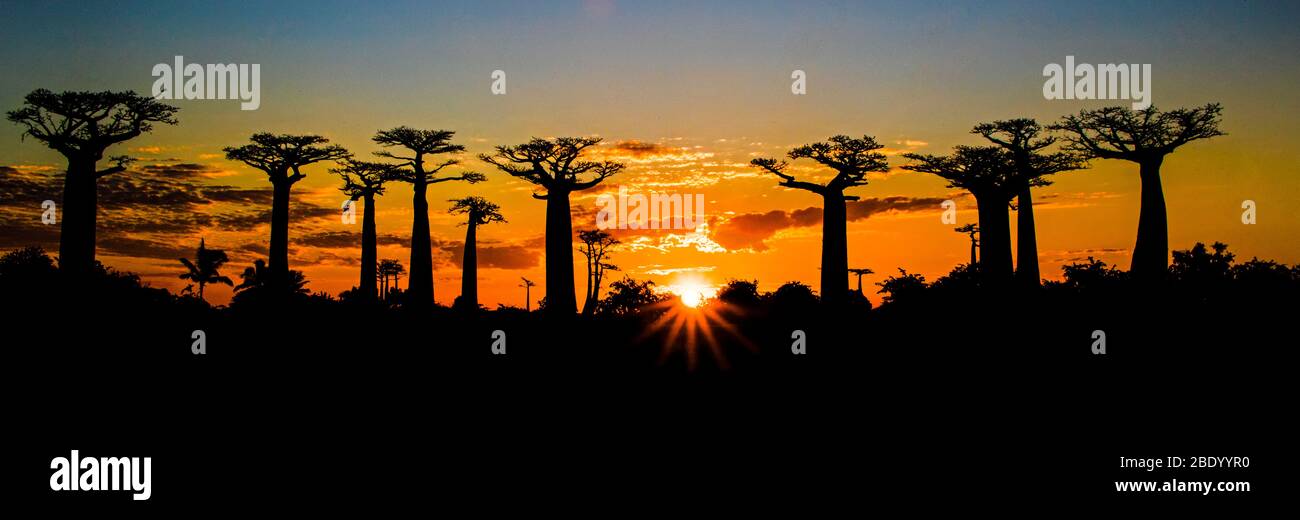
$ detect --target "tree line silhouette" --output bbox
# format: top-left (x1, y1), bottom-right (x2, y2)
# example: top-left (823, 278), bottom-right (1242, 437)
top-left (4, 88), bottom-right (1234, 317)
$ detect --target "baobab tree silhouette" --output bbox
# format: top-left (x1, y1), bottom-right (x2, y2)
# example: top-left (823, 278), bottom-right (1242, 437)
top-left (750, 135), bottom-right (890, 306)
top-left (178, 239), bottom-right (233, 301)
top-left (224, 133), bottom-right (349, 293)
top-left (577, 229), bottom-right (620, 316)
top-left (377, 259), bottom-right (405, 302)
top-left (973, 119), bottom-right (1086, 287)
top-left (847, 267), bottom-right (874, 296)
top-left (479, 137), bottom-right (624, 317)
top-left (373, 127), bottom-right (485, 308)
top-left (519, 277), bottom-right (536, 312)
top-left (1052, 104), bottom-right (1224, 282)
top-left (903, 146), bottom-right (1019, 285)
top-left (955, 223), bottom-right (980, 265)
top-left (448, 197), bottom-right (505, 311)
top-left (332, 159), bottom-right (401, 303)
top-left (6, 89), bottom-right (178, 277)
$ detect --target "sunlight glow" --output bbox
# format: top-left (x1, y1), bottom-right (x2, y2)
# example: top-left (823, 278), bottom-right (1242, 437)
top-left (661, 276), bottom-right (717, 308)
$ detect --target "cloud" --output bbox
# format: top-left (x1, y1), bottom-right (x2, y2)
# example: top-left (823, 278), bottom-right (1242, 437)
top-left (438, 239), bottom-right (541, 270)
top-left (710, 196), bottom-right (949, 251)
top-left (0, 164), bottom-right (342, 263)
top-left (589, 140), bottom-right (714, 165)
top-left (139, 162), bottom-right (217, 179)
top-left (292, 231), bottom-right (409, 249)
top-left (640, 265), bottom-right (716, 276)
top-left (98, 235), bottom-right (193, 260)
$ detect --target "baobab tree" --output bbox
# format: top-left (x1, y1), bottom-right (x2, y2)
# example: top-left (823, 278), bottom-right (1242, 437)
top-left (750, 135), bottom-right (890, 305)
top-left (178, 239), bottom-right (233, 301)
top-left (847, 267), bottom-right (874, 296)
top-left (955, 223), bottom-right (980, 265)
top-left (448, 197), bottom-right (506, 311)
top-left (6, 89), bottom-right (179, 276)
top-left (577, 229), bottom-right (620, 316)
top-left (332, 159), bottom-right (401, 302)
top-left (973, 119), bottom-right (1086, 287)
top-left (519, 277), bottom-right (536, 312)
top-left (224, 133), bottom-right (349, 292)
top-left (373, 127), bottom-right (485, 307)
top-left (902, 146), bottom-right (1020, 285)
top-left (1051, 104), bottom-right (1224, 281)
top-left (479, 137), bottom-right (624, 316)
top-left (377, 259), bottom-right (405, 301)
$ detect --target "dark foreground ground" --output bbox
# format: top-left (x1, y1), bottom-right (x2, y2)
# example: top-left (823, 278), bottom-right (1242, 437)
top-left (3, 254), bottom-right (1294, 512)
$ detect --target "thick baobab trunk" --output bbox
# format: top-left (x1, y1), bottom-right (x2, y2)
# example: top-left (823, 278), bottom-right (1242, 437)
top-left (544, 189), bottom-right (577, 316)
top-left (408, 181), bottom-right (434, 307)
top-left (359, 195), bottom-right (378, 302)
top-left (1015, 188), bottom-right (1041, 287)
top-left (461, 221), bottom-right (478, 309)
top-left (59, 156), bottom-right (98, 276)
top-left (1131, 157), bottom-right (1169, 282)
top-left (820, 193), bottom-right (849, 305)
top-left (976, 196), bottom-right (1014, 286)
top-left (269, 179), bottom-right (292, 290)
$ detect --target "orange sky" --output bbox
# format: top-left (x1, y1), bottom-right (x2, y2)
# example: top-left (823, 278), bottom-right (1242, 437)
top-left (2, 1), bottom-right (1298, 306)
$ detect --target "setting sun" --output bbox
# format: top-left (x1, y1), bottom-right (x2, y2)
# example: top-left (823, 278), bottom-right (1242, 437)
top-left (662, 276), bottom-right (717, 308)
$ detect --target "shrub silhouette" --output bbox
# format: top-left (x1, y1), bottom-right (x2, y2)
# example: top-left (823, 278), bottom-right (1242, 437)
top-left (716, 279), bottom-right (762, 308)
top-left (875, 269), bottom-right (927, 306)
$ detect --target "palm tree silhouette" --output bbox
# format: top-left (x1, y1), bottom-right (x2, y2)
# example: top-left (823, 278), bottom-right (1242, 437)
top-left (448, 197), bottom-right (506, 311)
top-left (223, 133), bottom-right (349, 293)
top-left (955, 223), bottom-right (980, 265)
top-left (479, 137), bottom-right (624, 317)
top-left (751, 135), bottom-right (890, 306)
top-left (6, 89), bottom-right (178, 276)
top-left (903, 146), bottom-right (1019, 285)
top-left (973, 119), bottom-right (1086, 287)
top-left (231, 259), bottom-right (309, 305)
top-left (520, 277), bottom-right (536, 312)
top-left (332, 159), bottom-right (401, 303)
top-left (373, 127), bottom-right (485, 308)
top-left (1052, 104), bottom-right (1224, 281)
top-left (577, 229), bottom-right (620, 316)
top-left (178, 239), bottom-right (233, 301)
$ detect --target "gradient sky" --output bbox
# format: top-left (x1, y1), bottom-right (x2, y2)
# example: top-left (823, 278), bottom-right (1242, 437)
top-left (2, 0), bottom-right (1298, 306)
